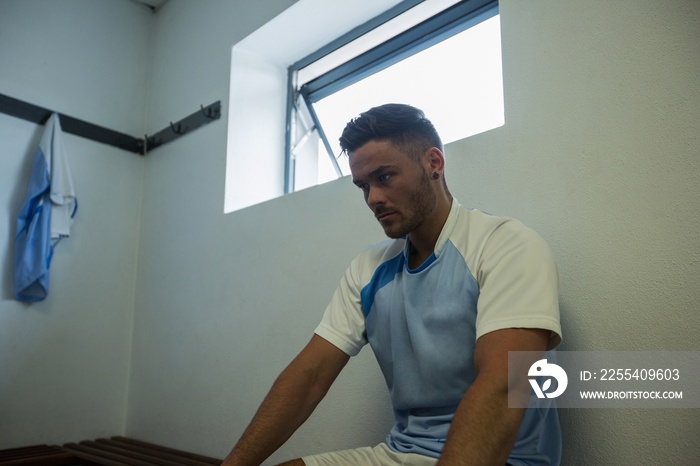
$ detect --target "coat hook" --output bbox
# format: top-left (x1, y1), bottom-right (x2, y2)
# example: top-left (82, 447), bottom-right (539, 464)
top-left (200, 104), bottom-right (216, 119)
top-left (169, 121), bottom-right (187, 135)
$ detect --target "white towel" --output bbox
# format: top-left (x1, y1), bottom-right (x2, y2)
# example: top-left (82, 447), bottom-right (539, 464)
top-left (46, 114), bottom-right (77, 239)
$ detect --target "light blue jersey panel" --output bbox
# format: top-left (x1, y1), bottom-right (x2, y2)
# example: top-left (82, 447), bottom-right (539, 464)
top-left (508, 398), bottom-right (561, 466)
top-left (363, 241), bottom-right (479, 457)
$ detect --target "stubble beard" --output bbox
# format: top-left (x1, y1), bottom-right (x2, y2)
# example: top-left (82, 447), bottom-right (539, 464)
top-left (381, 169), bottom-right (437, 239)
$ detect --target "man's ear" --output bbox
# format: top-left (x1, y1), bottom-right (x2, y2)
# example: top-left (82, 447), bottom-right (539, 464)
top-left (423, 147), bottom-right (446, 177)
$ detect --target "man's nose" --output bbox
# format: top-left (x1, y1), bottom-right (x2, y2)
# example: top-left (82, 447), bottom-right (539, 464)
top-left (367, 186), bottom-right (386, 208)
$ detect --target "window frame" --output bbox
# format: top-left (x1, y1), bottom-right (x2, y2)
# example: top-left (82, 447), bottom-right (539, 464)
top-left (284, 0), bottom-right (499, 193)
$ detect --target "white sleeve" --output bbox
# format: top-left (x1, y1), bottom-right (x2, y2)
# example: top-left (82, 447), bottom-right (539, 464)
top-left (475, 220), bottom-right (562, 350)
top-left (314, 256), bottom-right (368, 357)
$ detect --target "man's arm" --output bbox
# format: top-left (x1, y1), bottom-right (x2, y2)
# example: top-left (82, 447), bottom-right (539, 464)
top-left (436, 328), bottom-right (550, 466)
top-left (221, 334), bottom-right (350, 466)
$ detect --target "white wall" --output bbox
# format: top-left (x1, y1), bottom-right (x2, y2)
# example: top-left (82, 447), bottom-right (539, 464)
top-left (0, 0), bottom-right (149, 447)
top-left (1, 0), bottom-right (698, 464)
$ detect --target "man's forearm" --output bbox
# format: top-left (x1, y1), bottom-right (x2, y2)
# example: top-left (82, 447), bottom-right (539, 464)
top-left (221, 363), bottom-right (321, 465)
top-left (436, 378), bottom-right (525, 465)
top-left (222, 336), bottom-right (349, 466)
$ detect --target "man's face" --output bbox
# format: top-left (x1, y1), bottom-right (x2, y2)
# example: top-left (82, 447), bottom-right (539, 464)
top-left (349, 139), bottom-right (436, 239)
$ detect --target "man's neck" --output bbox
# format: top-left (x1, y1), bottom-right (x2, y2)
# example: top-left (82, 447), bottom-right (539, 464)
top-left (406, 196), bottom-right (453, 268)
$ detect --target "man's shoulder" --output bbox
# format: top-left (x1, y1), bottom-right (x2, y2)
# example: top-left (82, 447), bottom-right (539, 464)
top-left (357, 237), bottom-right (405, 264)
top-left (446, 205), bottom-right (551, 267)
top-left (454, 205), bottom-right (541, 239)
top-left (344, 237), bottom-right (405, 286)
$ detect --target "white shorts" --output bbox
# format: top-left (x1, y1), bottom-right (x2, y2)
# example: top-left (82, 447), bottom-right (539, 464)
top-left (301, 443), bottom-right (438, 466)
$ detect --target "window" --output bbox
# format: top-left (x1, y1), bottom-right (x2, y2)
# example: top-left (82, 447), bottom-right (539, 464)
top-left (285, 0), bottom-right (502, 193)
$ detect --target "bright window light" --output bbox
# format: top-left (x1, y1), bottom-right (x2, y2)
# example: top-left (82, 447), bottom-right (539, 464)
top-left (312, 14), bottom-right (503, 185)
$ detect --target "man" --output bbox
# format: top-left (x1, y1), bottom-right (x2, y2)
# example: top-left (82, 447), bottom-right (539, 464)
top-left (222, 104), bottom-right (562, 466)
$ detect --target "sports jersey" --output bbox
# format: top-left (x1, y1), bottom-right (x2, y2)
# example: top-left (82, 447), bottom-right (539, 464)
top-left (315, 199), bottom-right (562, 464)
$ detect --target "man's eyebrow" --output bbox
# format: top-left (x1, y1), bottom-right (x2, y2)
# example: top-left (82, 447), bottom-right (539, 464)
top-left (352, 165), bottom-right (395, 186)
top-left (369, 165), bottom-right (393, 176)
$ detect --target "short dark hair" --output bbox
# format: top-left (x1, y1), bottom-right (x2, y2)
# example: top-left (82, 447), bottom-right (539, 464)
top-left (339, 103), bottom-right (443, 160)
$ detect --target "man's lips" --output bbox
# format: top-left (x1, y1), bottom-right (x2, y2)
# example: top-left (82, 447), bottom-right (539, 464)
top-left (375, 210), bottom-right (397, 221)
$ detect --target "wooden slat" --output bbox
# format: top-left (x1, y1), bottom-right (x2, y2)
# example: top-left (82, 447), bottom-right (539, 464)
top-left (92, 441), bottom-right (213, 466)
top-left (0, 445), bottom-right (75, 466)
top-left (0, 445), bottom-right (57, 460)
top-left (108, 438), bottom-right (220, 465)
top-left (64, 443), bottom-right (157, 466)
top-left (73, 442), bottom-right (182, 466)
top-left (1, 437), bottom-right (222, 466)
top-left (61, 446), bottom-right (131, 466)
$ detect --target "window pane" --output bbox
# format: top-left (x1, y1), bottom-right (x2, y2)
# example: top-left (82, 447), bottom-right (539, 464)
top-left (313, 14), bottom-right (503, 184)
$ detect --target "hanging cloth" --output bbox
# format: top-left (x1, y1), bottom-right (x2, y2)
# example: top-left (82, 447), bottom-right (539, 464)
top-left (14, 113), bottom-right (77, 302)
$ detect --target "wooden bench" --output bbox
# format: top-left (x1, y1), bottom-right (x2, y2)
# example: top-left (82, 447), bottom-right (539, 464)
top-left (0, 437), bottom-right (222, 466)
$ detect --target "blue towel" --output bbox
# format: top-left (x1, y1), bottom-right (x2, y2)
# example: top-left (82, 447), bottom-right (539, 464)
top-left (14, 113), bottom-right (77, 302)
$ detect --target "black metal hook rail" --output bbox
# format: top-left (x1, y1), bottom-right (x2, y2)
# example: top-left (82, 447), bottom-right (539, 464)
top-left (0, 92), bottom-right (221, 155)
top-left (146, 101), bottom-right (221, 152)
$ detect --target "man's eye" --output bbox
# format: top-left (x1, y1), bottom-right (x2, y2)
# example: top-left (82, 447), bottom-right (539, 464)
top-left (379, 174), bottom-right (392, 182)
